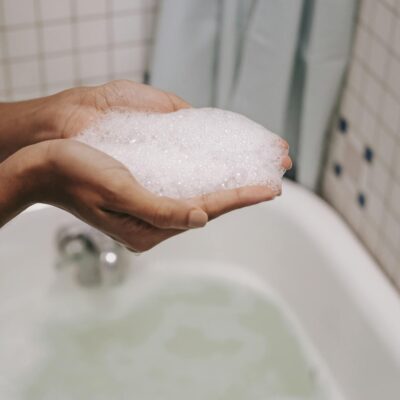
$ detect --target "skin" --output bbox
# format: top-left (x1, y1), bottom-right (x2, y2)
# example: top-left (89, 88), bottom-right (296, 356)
top-left (0, 80), bottom-right (291, 252)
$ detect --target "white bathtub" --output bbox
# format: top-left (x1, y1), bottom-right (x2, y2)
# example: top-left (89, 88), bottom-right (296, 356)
top-left (0, 179), bottom-right (399, 399)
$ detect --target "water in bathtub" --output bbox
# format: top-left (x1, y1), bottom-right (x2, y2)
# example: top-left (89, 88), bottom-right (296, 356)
top-left (5, 261), bottom-right (339, 400)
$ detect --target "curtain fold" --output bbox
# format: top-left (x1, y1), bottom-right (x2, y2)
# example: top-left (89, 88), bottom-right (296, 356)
top-left (150, 0), bottom-right (358, 190)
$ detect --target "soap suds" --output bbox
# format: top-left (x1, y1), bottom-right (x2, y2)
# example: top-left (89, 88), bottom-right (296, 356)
top-left (77, 108), bottom-right (288, 198)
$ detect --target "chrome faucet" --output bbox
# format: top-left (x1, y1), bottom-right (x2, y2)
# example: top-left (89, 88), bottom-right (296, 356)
top-left (56, 225), bottom-right (130, 287)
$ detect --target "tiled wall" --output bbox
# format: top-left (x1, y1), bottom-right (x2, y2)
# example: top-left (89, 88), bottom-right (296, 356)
top-left (0, 0), bottom-right (157, 101)
top-left (323, 0), bottom-right (400, 289)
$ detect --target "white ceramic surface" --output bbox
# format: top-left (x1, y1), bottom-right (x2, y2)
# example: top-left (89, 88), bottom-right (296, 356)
top-left (0, 179), bottom-right (399, 399)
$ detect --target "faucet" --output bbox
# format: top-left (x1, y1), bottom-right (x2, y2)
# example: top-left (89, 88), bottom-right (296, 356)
top-left (56, 225), bottom-right (130, 287)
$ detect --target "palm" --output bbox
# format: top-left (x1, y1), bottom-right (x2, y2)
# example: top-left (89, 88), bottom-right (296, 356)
top-left (57, 80), bottom-right (188, 140)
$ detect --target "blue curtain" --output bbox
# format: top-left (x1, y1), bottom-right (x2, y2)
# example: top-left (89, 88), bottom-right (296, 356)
top-left (150, 0), bottom-right (358, 190)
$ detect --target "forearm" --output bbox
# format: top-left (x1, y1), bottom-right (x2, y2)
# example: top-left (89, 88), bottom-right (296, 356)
top-left (0, 143), bottom-right (48, 227)
top-left (0, 98), bottom-right (58, 162)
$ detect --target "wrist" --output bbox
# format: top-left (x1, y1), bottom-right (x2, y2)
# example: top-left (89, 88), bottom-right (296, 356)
top-left (0, 97), bottom-right (55, 161)
top-left (0, 142), bottom-right (50, 226)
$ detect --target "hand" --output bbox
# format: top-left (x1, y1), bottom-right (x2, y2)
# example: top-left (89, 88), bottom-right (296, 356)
top-left (0, 139), bottom-right (282, 252)
top-left (0, 80), bottom-right (190, 162)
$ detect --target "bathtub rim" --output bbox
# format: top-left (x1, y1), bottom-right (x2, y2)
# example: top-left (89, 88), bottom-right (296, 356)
top-left (22, 179), bottom-right (400, 361)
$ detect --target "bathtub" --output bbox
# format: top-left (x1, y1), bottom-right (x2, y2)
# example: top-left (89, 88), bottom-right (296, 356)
top-left (0, 179), bottom-right (399, 399)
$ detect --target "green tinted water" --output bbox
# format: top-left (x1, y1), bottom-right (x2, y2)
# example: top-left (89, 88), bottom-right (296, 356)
top-left (21, 275), bottom-right (330, 400)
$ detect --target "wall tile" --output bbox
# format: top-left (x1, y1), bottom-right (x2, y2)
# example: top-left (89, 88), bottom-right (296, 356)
top-left (381, 91), bottom-right (400, 134)
top-left (77, 18), bottom-right (108, 49)
top-left (112, 0), bottom-right (146, 13)
top-left (79, 50), bottom-right (109, 80)
top-left (5, 27), bottom-right (38, 58)
top-left (0, 0), bottom-right (158, 100)
top-left (113, 45), bottom-right (147, 75)
top-left (43, 23), bottom-right (73, 54)
top-left (372, 1), bottom-right (394, 43)
top-left (76, 0), bottom-right (107, 17)
top-left (39, 0), bottom-right (71, 22)
top-left (44, 55), bottom-right (75, 85)
top-left (3, 0), bottom-right (36, 26)
top-left (323, 0), bottom-right (400, 292)
top-left (10, 59), bottom-right (41, 89)
top-left (112, 14), bottom-right (144, 44)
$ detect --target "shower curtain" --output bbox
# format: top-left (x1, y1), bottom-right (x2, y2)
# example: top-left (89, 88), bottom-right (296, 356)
top-left (150, 0), bottom-right (358, 190)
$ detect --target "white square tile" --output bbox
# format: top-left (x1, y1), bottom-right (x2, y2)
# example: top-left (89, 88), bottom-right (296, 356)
top-left (79, 75), bottom-right (108, 86)
top-left (112, 14), bottom-right (143, 44)
top-left (364, 73), bottom-right (384, 112)
top-left (341, 90), bottom-right (362, 131)
top-left (393, 142), bottom-right (400, 180)
top-left (388, 179), bottom-right (400, 218)
top-left (45, 82), bottom-right (73, 95)
top-left (76, 0), bottom-right (107, 16)
top-left (44, 55), bottom-right (75, 85)
top-left (10, 59), bottom-right (40, 89)
top-left (392, 16), bottom-right (400, 58)
top-left (347, 60), bottom-right (365, 95)
top-left (43, 23), bottom-right (73, 53)
top-left (343, 141), bottom-right (362, 181)
top-left (359, 107), bottom-right (377, 144)
top-left (365, 188), bottom-right (385, 227)
top-left (368, 36), bottom-right (389, 81)
top-left (78, 50), bottom-right (109, 80)
top-left (387, 54), bottom-right (400, 99)
top-left (11, 86), bottom-right (41, 100)
top-left (112, 0), bottom-right (144, 12)
top-left (383, 212), bottom-right (400, 251)
top-left (77, 18), bottom-right (108, 49)
top-left (372, 1), bottom-right (394, 43)
top-left (381, 91), bottom-right (400, 134)
top-left (369, 158), bottom-right (390, 196)
top-left (376, 126), bottom-right (396, 167)
top-left (113, 45), bottom-right (147, 75)
top-left (3, 0), bottom-right (36, 26)
top-left (6, 27), bottom-right (38, 58)
top-left (39, 0), bottom-right (71, 21)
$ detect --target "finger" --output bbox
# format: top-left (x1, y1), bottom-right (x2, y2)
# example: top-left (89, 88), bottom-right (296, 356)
top-left (97, 209), bottom-right (185, 252)
top-left (188, 185), bottom-right (279, 221)
top-left (105, 179), bottom-right (208, 230)
top-left (164, 91), bottom-right (192, 110)
top-left (282, 156), bottom-right (292, 170)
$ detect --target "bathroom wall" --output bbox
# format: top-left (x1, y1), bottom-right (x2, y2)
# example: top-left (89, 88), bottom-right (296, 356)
top-left (323, 0), bottom-right (400, 289)
top-left (0, 0), bottom-right (157, 101)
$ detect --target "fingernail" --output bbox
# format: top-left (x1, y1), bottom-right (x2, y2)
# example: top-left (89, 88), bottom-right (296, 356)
top-left (188, 209), bottom-right (208, 228)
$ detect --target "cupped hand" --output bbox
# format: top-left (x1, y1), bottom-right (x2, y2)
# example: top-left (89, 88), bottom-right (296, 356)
top-left (44, 80), bottom-right (192, 141)
top-left (0, 139), bottom-right (281, 252)
top-left (0, 80), bottom-right (291, 251)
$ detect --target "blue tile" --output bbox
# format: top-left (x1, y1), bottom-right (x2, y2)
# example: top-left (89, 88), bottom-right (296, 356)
top-left (338, 117), bottom-right (348, 133)
top-left (357, 192), bottom-right (366, 208)
top-left (364, 146), bottom-right (374, 163)
top-left (333, 162), bottom-right (342, 177)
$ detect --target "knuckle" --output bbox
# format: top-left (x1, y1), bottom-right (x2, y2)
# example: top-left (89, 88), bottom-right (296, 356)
top-left (152, 202), bottom-right (174, 227)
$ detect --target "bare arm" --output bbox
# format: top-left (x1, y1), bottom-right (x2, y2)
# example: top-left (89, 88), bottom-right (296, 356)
top-left (0, 139), bottom-right (279, 251)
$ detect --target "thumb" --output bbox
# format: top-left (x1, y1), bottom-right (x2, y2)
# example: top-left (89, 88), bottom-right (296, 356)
top-left (116, 182), bottom-right (208, 230)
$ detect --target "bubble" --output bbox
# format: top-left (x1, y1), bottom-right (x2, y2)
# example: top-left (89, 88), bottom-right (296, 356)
top-left (77, 108), bottom-right (288, 198)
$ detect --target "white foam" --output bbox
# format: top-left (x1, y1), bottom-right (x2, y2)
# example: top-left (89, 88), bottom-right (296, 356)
top-left (77, 108), bottom-right (288, 198)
